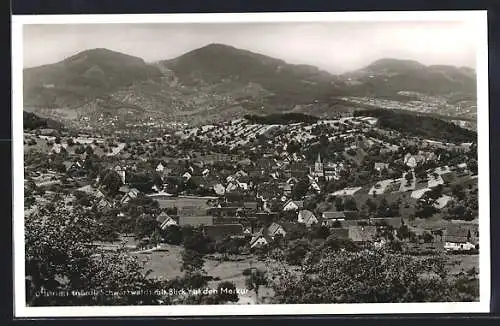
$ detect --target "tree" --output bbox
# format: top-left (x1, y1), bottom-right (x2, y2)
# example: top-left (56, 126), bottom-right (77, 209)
top-left (285, 239), bottom-right (311, 265)
top-left (421, 232), bottom-right (434, 243)
top-left (291, 178), bottom-right (310, 200)
top-left (182, 227), bottom-right (211, 254)
top-left (452, 185), bottom-right (466, 201)
top-left (134, 214), bottom-right (157, 241)
top-left (334, 197), bottom-right (344, 211)
top-left (162, 225), bottom-right (183, 245)
top-left (101, 170), bottom-right (122, 196)
top-left (310, 225), bottom-right (330, 240)
top-left (181, 249), bottom-right (205, 274)
top-left (343, 197), bottom-right (358, 211)
top-left (245, 269), bottom-right (268, 304)
top-left (25, 202), bottom-right (162, 306)
top-left (365, 198), bottom-right (377, 214)
top-left (269, 249), bottom-right (468, 304)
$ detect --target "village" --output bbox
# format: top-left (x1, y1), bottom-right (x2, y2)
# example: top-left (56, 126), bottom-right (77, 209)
top-left (24, 113), bottom-right (479, 304)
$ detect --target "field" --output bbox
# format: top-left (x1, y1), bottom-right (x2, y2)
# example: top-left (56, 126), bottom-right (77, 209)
top-left (447, 254), bottom-right (479, 275)
top-left (133, 244), bottom-right (273, 304)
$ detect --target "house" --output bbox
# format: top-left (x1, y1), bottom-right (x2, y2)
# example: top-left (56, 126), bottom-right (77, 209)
top-left (226, 181), bottom-right (239, 193)
top-left (94, 189), bottom-right (106, 199)
top-left (114, 165), bottom-right (127, 184)
top-left (243, 201), bottom-right (259, 211)
top-left (324, 170), bottom-right (338, 181)
top-left (249, 228), bottom-right (272, 248)
top-left (96, 197), bottom-right (113, 209)
top-left (203, 224), bottom-right (244, 242)
top-left (182, 172), bottom-right (192, 181)
top-left (120, 188), bottom-right (140, 204)
top-left (444, 223), bottom-right (478, 251)
top-left (76, 184), bottom-right (97, 195)
top-left (207, 206), bottom-right (241, 217)
top-left (256, 158), bottom-right (276, 172)
top-left (321, 211), bottom-right (346, 226)
top-left (348, 226), bottom-right (378, 243)
top-left (178, 216), bottom-right (214, 227)
top-left (213, 183), bottom-right (225, 196)
top-left (213, 216), bottom-right (241, 225)
top-left (282, 184), bottom-right (292, 196)
top-left (297, 210), bottom-right (319, 227)
top-left (156, 162), bottom-right (165, 173)
top-left (267, 222), bottom-right (287, 239)
top-left (63, 160), bottom-right (83, 173)
top-left (374, 162), bottom-right (389, 172)
top-left (156, 211), bottom-right (178, 229)
top-left (283, 200), bottom-right (304, 211)
top-left (254, 212), bottom-right (278, 224)
top-left (118, 185), bottom-right (131, 194)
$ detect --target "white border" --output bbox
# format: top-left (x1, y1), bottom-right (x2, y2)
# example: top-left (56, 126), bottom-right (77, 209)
top-left (12, 11), bottom-right (490, 317)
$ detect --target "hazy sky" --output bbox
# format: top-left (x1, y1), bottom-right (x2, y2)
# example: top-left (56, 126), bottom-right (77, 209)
top-left (23, 21), bottom-right (478, 73)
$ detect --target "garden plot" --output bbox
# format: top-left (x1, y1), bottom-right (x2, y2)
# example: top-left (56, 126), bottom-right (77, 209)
top-left (427, 173), bottom-right (444, 188)
top-left (368, 179), bottom-right (397, 196)
top-left (411, 188), bottom-right (432, 199)
top-left (331, 186), bottom-right (363, 196)
top-left (434, 195), bottom-right (453, 209)
top-left (434, 166), bottom-right (451, 175)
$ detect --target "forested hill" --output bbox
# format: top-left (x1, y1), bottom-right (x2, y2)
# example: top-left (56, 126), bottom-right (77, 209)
top-left (354, 109), bottom-right (477, 143)
top-left (243, 113), bottom-right (320, 125)
top-left (23, 111), bottom-right (64, 131)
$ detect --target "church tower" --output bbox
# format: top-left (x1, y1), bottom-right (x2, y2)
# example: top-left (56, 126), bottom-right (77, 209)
top-left (314, 153), bottom-right (324, 177)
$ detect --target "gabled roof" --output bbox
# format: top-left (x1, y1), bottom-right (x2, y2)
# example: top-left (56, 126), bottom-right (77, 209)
top-left (178, 215), bottom-right (214, 227)
top-left (156, 211), bottom-right (170, 223)
top-left (159, 215), bottom-right (178, 229)
top-left (268, 222), bottom-right (285, 235)
top-left (322, 211), bottom-right (346, 219)
top-left (243, 201), bottom-right (258, 210)
top-left (283, 200), bottom-right (304, 210)
top-left (445, 223), bottom-right (478, 243)
top-left (250, 227), bottom-right (272, 246)
top-left (298, 210), bottom-right (317, 224)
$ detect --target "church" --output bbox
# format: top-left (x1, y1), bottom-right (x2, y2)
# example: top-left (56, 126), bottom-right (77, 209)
top-left (310, 153), bottom-right (343, 182)
top-left (310, 153), bottom-right (324, 179)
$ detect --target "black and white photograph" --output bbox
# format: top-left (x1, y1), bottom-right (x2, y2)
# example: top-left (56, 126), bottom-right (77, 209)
top-left (12, 11), bottom-right (490, 317)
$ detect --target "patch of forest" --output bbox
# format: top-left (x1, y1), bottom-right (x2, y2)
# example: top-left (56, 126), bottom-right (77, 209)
top-left (243, 113), bottom-right (320, 125)
top-left (354, 109), bottom-right (477, 143)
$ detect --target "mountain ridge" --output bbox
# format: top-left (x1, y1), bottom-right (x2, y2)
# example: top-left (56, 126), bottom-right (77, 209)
top-left (23, 44), bottom-right (477, 124)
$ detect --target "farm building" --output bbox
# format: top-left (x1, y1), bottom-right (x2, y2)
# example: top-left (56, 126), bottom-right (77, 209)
top-left (178, 216), bottom-right (214, 227)
top-left (444, 223), bottom-right (479, 251)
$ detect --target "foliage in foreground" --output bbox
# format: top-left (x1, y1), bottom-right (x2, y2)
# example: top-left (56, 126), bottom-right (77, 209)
top-left (268, 249), bottom-right (479, 304)
top-left (25, 204), bottom-right (163, 306)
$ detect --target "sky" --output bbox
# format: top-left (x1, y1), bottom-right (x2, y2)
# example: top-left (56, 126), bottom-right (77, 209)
top-left (23, 21), bottom-right (478, 74)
